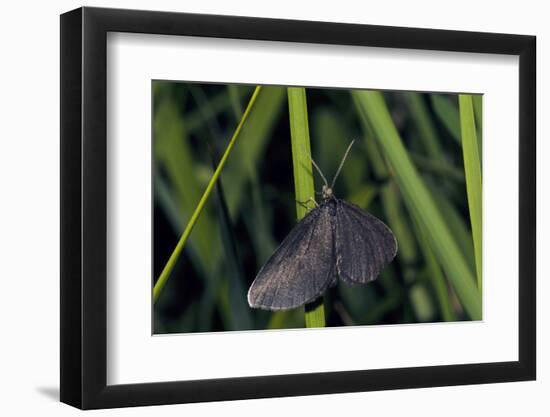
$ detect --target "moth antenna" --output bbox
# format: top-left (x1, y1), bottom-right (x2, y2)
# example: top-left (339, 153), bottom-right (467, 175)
top-left (296, 140), bottom-right (327, 188)
top-left (331, 139), bottom-right (355, 188)
top-left (311, 158), bottom-right (329, 188)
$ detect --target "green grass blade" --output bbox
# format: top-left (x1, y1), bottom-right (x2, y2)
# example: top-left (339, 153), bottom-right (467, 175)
top-left (427, 180), bottom-right (476, 271)
top-left (267, 309), bottom-right (302, 329)
top-left (227, 84), bottom-right (243, 121)
top-left (224, 87), bottom-right (286, 216)
top-left (409, 283), bottom-right (435, 322)
top-left (472, 95), bottom-right (483, 126)
top-left (214, 171), bottom-right (253, 330)
top-left (216, 86), bottom-right (284, 266)
top-left (459, 95), bottom-right (483, 290)
top-left (430, 94), bottom-right (461, 144)
top-left (220, 84), bottom-right (282, 265)
top-left (352, 90), bottom-right (481, 320)
top-left (153, 86), bottom-right (262, 303)
top-left (411, 215), bottom-right (456, 321)
top-left (154, 97), bottom-right (215, 271)
top-left (154, 175), bottom-right (184, 233)
top-left (410, 152), bottom-right (465, 182)
top-left (360, 116), bottom-right (389, 180)
top-left (472, 94), bottom-right (483, 159)
top-left (312, 108), bottom-right (366, 190)
top-left (380, 182), bottom-right (417, 265)
top-left (346, 184), bottom-right (378, 209)
top-left (184, 86), bottom-right (251, 133)
top-left (405, 92), bottom-right (443, 159)
top-left (154, 95), bottom-right (221, 330)
top-left (287, 87), bottom-right (326, 327)
top-left (304, 298), bottom-right (325, 327)
top-left (154, 90), bottom-right (225, 329)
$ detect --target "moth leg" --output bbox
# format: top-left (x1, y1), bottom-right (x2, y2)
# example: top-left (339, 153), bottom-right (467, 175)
top-left (295, 197), bottom-right (319, 210)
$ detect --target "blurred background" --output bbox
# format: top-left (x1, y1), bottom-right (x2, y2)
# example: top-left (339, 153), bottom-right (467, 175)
top-left (153, 81), bottom-right (481, 334)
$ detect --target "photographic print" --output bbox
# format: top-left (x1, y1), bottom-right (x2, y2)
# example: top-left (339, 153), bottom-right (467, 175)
top-left (61, 8), bottom-right (536, 408)
top-left (152, 82), bottom-right (483, 334)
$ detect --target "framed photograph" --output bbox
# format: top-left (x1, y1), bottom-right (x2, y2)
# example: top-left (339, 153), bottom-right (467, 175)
top-left (60, 6), bottom-right (536, 409)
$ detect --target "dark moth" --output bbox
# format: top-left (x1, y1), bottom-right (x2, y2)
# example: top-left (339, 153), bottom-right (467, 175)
top-left (248, 141), bottom-right (398, 311)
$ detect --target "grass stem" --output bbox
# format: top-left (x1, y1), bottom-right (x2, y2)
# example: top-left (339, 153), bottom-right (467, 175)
top-left (459, 94), bottom-right (483, 290)
top-left (353, 90), bottom-right (481, 320)
top-left (153, 86), bottom-right (262, 303)
top-left (287, 87), bottom-right (326, 327)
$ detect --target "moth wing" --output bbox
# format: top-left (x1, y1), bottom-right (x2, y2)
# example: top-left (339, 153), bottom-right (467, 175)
top-left (248, 205), bottom-right (335, 310)
top-left (335, 199), bottom-right (397, 285)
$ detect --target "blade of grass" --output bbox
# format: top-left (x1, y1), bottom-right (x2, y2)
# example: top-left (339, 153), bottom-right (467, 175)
top-left (472, 94), bottom-right (483, 160)
top-left (184, 86), bottom-right (252, 133)
top-left (288, 87), bottom-right (325, 328)
top-left (352, 90), bottom-right (481, 320)
top-left (430, 94), bottom-right (461, 144)
top-left (426, 179), bottom-right (476, 271)
top-left (360, 117), bottom-right (389, 180)
top-left (154, 96), bottom-right (215, 272)
top-left (227, 84), bottom-right (244, 121)
top-left (409, 283), bottom-right (435, 322)
top-left (304, 298), bottom-right (325, 327)
top-left (154, 88), bottom-right (229, 328)
top-left (346, 184), bottom-right (378, 209)
top-left (213, 165), bottom-right (253, 330)
top-left (154, 175), bottom-right (183, 232)
top-left (182, 86), bottom-right (283, 327)
top-left (225, 87), bottom-right (285, 264)
top-left (267, 309), bottom-right (303, 329)
top-left (410, 152), bottom-right (465, 183)
top-left (405, 92), bottom-right (443, 159)
top-left (472, 95), bottom-right (483, 126)
top-left (224, 87), bottom-right (286, 216)
top-left (410, 215), bottom-right (456, 321)
top-left (381, 182), bottom-right (417, 265)
top-left (313, 108), bottom-right (367, 190)
top-left (459, 94), bottom-right (483, 290)
top-left (153, 86), bottom-right (262, 303)
top-left (154, 94), bottom-right (220, 329)
top-left (380, 181), bottom-right (419, 323)
top-left (247, 176), bottom-right (277, 264)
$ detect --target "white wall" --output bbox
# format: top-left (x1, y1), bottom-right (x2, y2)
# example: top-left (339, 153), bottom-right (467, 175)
top-left (0, 0), bottom-right (546, 415)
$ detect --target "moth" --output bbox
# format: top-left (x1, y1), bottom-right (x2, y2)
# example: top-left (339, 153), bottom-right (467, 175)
top-left (248, 140), bottom-right (398, 311)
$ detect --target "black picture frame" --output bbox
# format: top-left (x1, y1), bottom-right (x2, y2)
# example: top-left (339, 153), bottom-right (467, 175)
top-left (60, 6), bottom-right (536, 410)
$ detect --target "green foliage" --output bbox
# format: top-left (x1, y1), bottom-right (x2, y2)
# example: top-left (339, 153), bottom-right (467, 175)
top-left (431, 94), bottom-right (461, 144)
top-left (352, 90), bottom-right (481, 320)
top-left (287, 87), bottom-right (326, 328)
top-left (153, 86), bottom-right (262, 303)
top-left (153, 82), bottom-right (483, 333)
top-left (405, 92), bottom-right (443, 159)
top-left (459, 95), bottom-right (483, 289)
